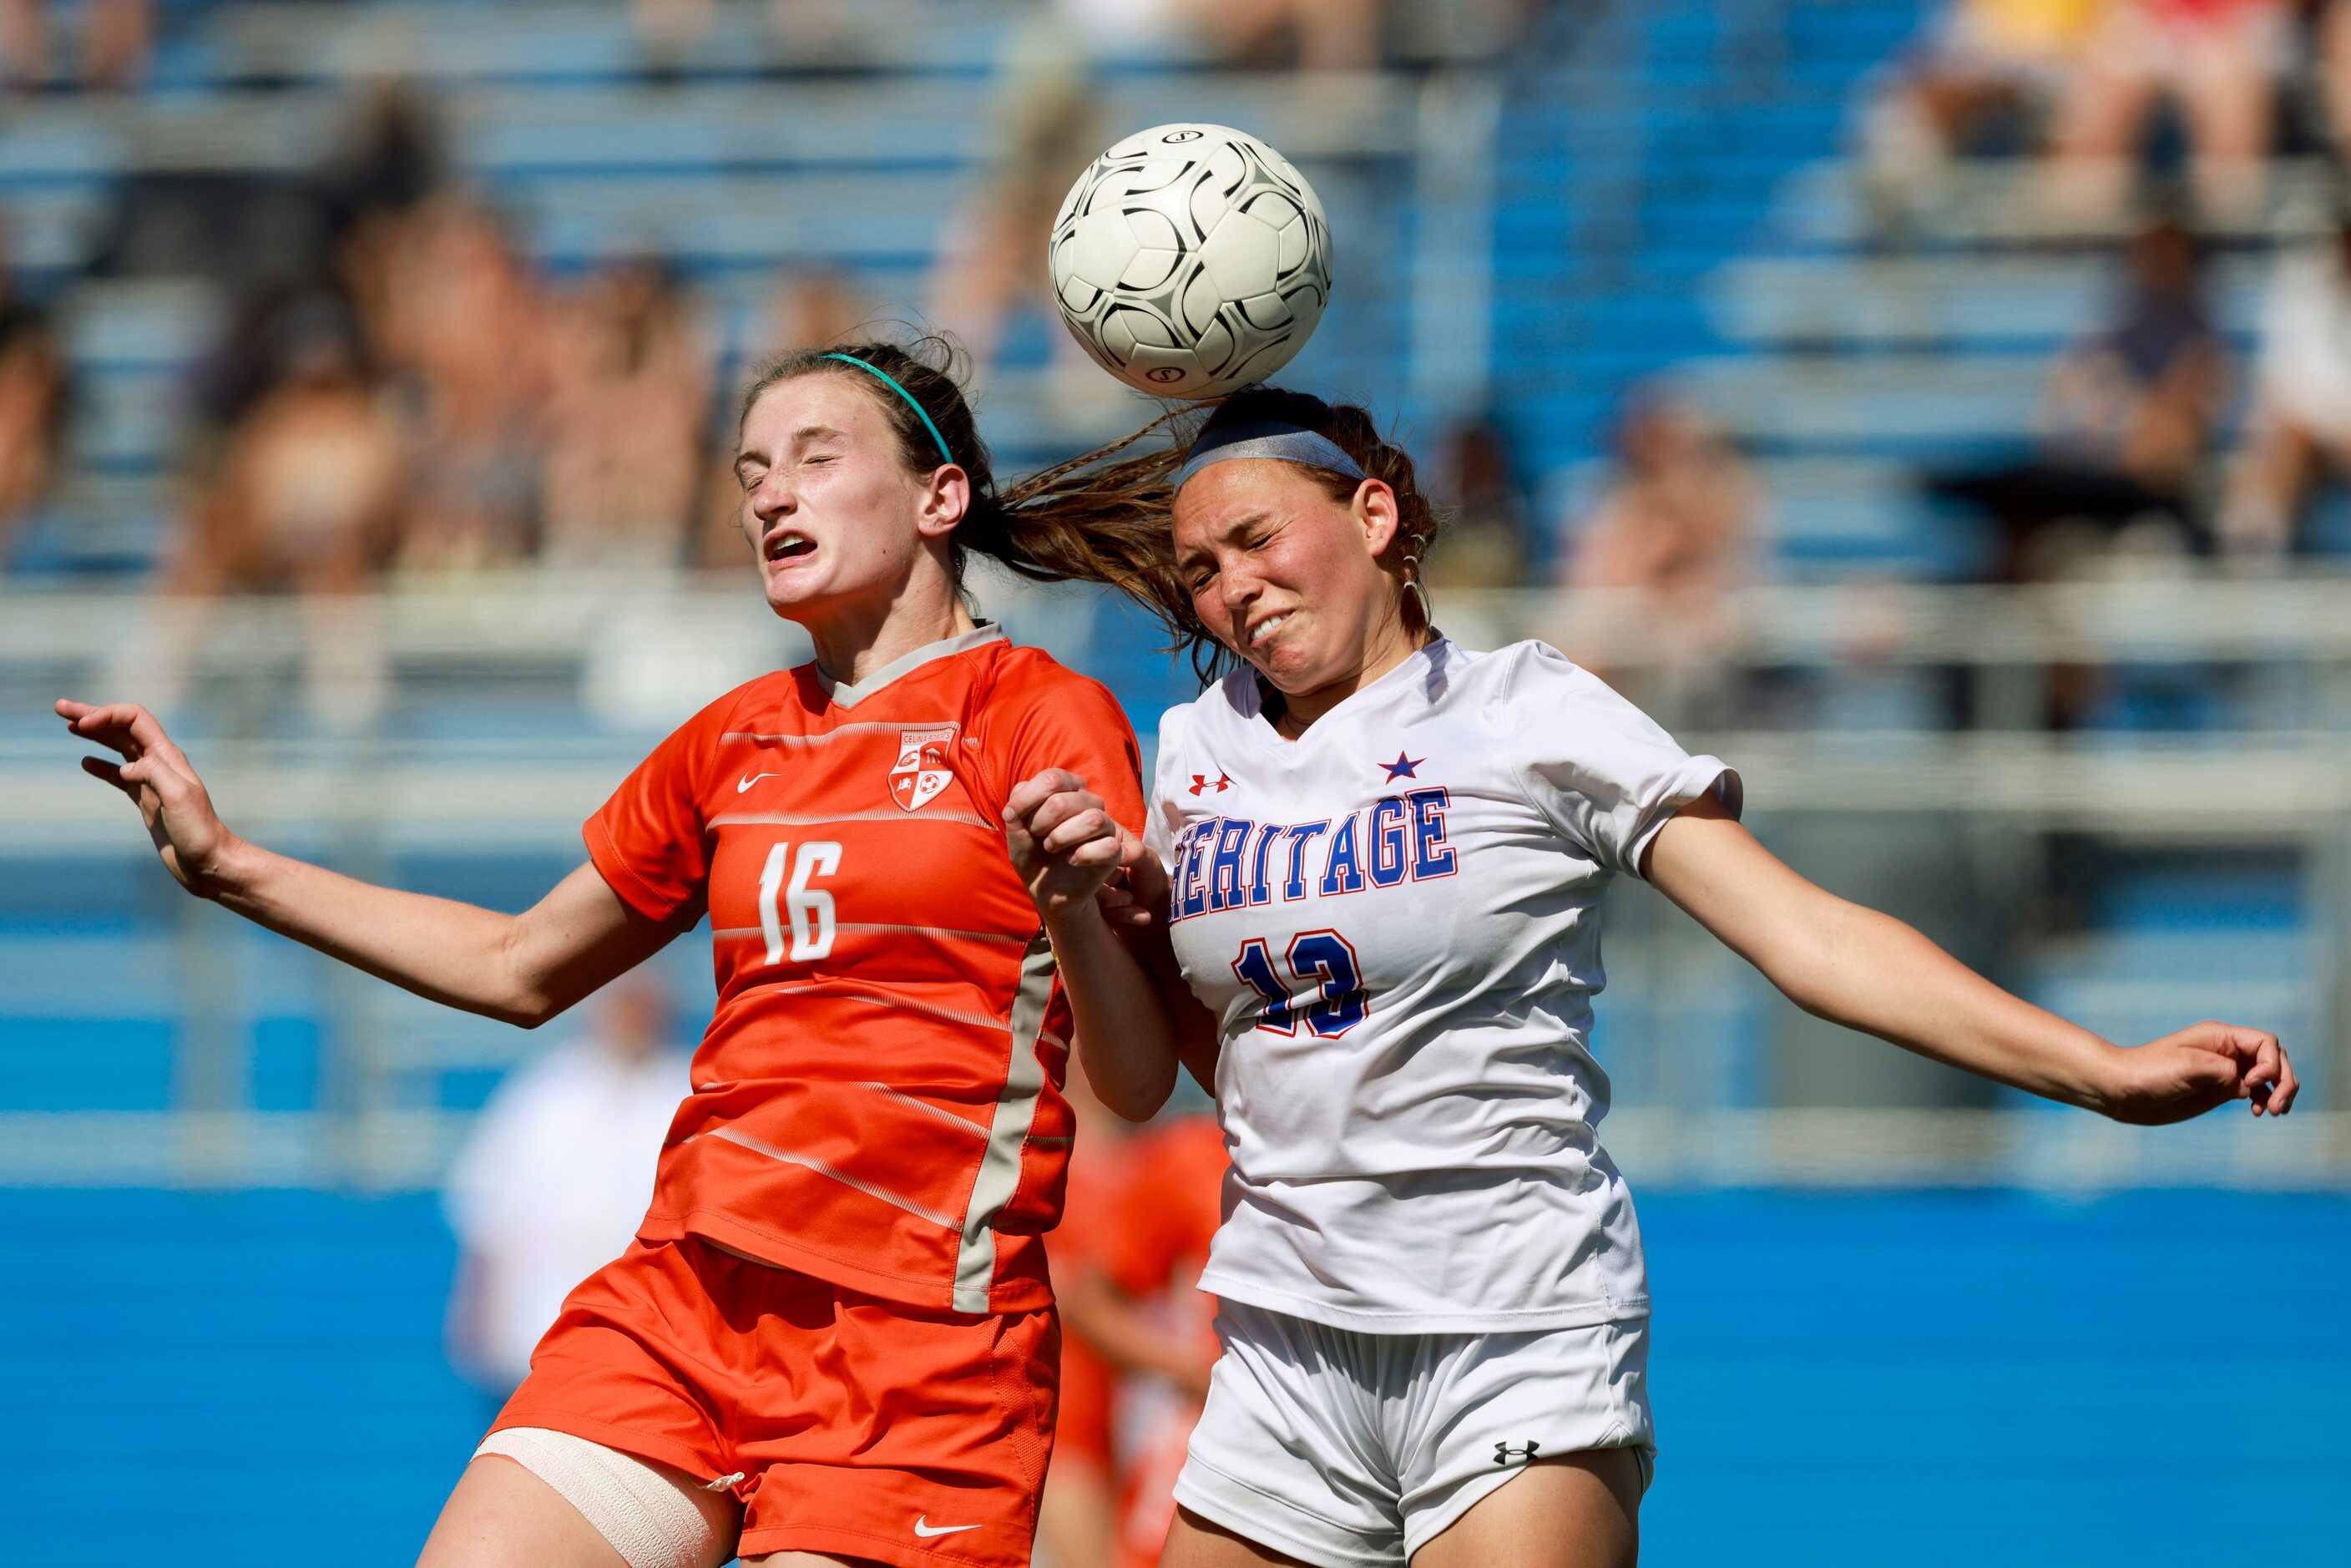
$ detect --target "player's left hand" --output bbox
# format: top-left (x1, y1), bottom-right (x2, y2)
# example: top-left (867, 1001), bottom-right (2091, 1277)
top-left (1004, 770), bottom-right (1135, 923)
top-left (2097, 1021), bottom-right (2298, 1125)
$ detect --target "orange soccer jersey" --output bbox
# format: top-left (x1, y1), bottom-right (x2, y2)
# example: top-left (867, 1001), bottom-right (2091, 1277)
top-left (584, 624), bottom-right (1145, 1316)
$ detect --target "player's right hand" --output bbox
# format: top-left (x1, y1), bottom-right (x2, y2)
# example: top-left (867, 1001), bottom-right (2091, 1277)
top-left (1003, 768), bottom-right (1131, 923)
top-left (56, 699), bottom-right (239, 897)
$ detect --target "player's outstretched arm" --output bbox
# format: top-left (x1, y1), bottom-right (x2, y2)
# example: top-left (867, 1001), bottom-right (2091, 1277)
top-left (1005, 769), bottom-right (1218, 1120)
top-left (57, 699), bottom-right (679, 1026)
top-left (1644, 793), bottom-right (2299, 1125)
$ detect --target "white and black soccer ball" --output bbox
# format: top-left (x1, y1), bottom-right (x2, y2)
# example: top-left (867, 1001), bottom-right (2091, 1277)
top-left (1049, 123), bottom-right (1332, 400)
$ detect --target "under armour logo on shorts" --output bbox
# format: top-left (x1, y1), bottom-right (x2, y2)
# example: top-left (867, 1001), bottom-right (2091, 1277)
top-left (1494, 1441), bottom-right (1541, 1465)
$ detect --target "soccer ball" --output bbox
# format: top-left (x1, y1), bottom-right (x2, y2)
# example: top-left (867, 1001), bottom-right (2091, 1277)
top-left (1049, 123), bottom-right (1332, 400)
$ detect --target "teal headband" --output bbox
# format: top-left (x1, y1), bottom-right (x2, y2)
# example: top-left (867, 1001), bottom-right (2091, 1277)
top-left (823, 353), bottom-right (954, 468)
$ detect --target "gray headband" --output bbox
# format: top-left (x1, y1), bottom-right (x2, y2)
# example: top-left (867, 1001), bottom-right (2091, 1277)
top-left (1172, 419), bottom-right (1368, 492)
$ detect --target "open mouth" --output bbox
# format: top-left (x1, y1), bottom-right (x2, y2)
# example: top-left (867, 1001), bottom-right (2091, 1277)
top-left (765, 530), bottom-right (816, 564)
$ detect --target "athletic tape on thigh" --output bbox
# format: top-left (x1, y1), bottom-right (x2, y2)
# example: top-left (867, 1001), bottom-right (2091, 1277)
top-left (475, 1427), bottom-right (733, 1568)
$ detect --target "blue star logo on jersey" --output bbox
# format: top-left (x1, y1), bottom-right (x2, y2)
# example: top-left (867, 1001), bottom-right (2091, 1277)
top-left (1380, 751), bottom-right (1423, 781)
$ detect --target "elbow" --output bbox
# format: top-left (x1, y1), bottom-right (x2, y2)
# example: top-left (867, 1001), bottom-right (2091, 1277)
top-left (1761, 943), bottom-right (1848, 1028)
top-left (493, 989), bottom-right (564, 1030)
top-left (1091, 1057), bottom-right (1176, 1124)
top-left (1100, 1076), bottom-right (1174, 1125)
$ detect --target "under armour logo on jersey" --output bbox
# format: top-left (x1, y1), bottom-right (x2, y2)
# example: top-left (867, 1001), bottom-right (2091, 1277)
top-left (1494, 1440), bottom-right (1541, 1465)
top-left (1381, 751), bottom-right (1424, 781)
top-left (1189, 772), bottom-right (1232, 795)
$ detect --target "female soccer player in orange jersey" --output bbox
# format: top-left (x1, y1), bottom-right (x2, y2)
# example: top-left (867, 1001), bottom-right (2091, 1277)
top-left (999, 386), bottom-right (2301, 1568)
top-left (58, 339), bottom-right (1183, 1568)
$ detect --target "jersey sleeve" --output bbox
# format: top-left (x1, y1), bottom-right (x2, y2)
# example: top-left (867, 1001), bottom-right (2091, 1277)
top-left (582, 690), bottom-right (740, 923)
top-left (1142, 704), bottom-right (1195, 871)
top-left (1000, 665), bottom-right (1148, 835)
top-left (1499, 641), bottom-right (1741, 879)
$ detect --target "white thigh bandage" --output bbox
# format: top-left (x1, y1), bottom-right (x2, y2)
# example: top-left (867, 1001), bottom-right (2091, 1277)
top-left (474, 1427), bottom-right (736, 1568)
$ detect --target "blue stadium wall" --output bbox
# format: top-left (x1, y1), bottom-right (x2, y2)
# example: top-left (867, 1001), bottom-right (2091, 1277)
top-left (3, 1188), bottom-right (2343, 1565)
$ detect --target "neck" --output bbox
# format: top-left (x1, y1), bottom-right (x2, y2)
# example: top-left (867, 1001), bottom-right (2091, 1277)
top-left (803, 572), bottom-right (977, 689)
top-left (1273, 613), bottom-right (1429, 736)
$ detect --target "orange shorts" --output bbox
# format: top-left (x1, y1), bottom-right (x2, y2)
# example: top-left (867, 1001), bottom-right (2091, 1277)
top-left (491, 1236), bottom-right (1059, 1567)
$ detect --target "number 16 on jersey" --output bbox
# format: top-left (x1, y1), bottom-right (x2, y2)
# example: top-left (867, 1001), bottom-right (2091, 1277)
top-left (758, 840), bottom-right (841, 963)
top-left (1232, 930), bottom-right (1365, 1037)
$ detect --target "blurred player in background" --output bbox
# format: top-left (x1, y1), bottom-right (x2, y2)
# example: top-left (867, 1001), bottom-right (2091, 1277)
top-left (443, 970), bottom-right (690, 1407)
top-left (1000, 384), bottom-right (2301, 1568)
top-left (1059, 1113), bottom-right (1226, 1568)
top-left (1037, 1067), bottom-right (1132, 1568)
top-left (59, 336), bottom-right (1167, 1568)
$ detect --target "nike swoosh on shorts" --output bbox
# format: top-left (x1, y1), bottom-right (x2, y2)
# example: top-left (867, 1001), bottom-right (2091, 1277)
top-left (913, 1516), bottom-right (979, 1537)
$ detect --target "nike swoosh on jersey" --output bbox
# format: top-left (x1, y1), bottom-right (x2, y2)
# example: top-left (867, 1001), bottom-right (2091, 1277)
top-left (913, 1517), bottom-right (980, 1538)
top-left (736, 771), bottom-right (778, 792)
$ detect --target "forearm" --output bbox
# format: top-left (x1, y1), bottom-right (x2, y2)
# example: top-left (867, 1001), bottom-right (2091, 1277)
top-left (1045, 902), bottom-right (1185, 1120)
top-left (208, 836), bottom-right (546, 1024)
top-left (1784, 898), bottom-right (2121, 1110)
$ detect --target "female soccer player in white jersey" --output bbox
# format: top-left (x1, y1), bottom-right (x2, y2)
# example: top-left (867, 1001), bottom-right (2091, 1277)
top-left (1001, 385), bottom-right (2301, 1568)
top-left (56, 338), bottom-right (1193, 1568)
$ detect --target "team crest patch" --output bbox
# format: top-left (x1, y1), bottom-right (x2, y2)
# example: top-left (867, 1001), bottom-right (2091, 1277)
top-left (890, 726), bottom-right (957, 812)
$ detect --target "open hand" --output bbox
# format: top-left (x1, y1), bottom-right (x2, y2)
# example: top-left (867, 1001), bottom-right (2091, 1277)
top-left (56, 699), bottom-right (239, 896)
top-left (2098, 1021), bottom-right (2298, 1125)
top-left (1004, 769), bottom-right (1135, 923)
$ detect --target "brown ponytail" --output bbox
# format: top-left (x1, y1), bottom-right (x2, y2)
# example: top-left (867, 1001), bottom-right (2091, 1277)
top-left (741, 338), bottom-right (1438, 683)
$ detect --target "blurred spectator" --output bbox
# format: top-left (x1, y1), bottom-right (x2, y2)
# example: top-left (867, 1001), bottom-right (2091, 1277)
top-left (366, 195), bottom-right (549, 572)
top-left (1566, 393), bottom-right (1760, 655)
top-left (0, 249), bottom-right (64, 574)
top-left (1930, 215), bottom-right (2226, 576)
top-left (2048, 0), bottom-right (2288, 223)
top-left (178, 295), bottom-right (404, 598)
top-left (540, 259), bottom-right (713, 570)
top-left (1861, 0), bottom-right (2108, 228)
top-left (316, 79), bottom-right (449, 244)
top-left (2217, 209), bottom-right (2351, 554)
top-left (756, 269), bottom-right (869, 360)
top-left (928, 59), bottom-right (1103, 379)
top-left (2327, 0), bottom-right (2351, 161)
top-left (443, 972), bottom-right (690, 1402)
top-left (629, 0), bottom-right (715, 77)
top-left (1059, 1115), bottom-right (1228, 1568)
top-left (139, 293), bottom-right (405, 729)
top-left (0, 0), bottom-right (149, 93)
top-left (1057, 0), bottom-right (1377, 70)
top-left (1424, 410), bottom-right (1535, 589)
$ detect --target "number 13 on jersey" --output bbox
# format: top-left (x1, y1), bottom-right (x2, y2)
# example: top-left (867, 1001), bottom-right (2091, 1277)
top-left (1232, 930), bottom-right (1365, 1037)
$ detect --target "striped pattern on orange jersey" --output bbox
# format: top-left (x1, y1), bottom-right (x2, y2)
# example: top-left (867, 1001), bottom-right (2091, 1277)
top-left (583, 625), bottom-right (1145, 1315)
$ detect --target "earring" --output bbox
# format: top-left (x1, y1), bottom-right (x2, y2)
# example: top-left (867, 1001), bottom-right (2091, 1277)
top-left (1400, 549), bottom-right (1433, 629)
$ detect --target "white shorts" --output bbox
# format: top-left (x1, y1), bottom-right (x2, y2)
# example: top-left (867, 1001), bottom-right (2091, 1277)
top-left (1172, 1302), bottom-right (1655, 1568)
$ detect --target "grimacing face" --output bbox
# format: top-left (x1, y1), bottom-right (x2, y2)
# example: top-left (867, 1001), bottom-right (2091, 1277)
top-left (1171, 458), bottom-right (1407, 696)
top-left (732, 372), bottom-right (963, 621)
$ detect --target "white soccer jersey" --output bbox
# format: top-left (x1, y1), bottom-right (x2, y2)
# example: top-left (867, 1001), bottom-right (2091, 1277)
top-left (1145, 638), bottom-right (1738, 1333)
